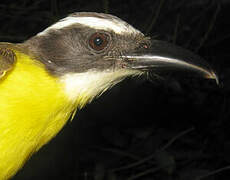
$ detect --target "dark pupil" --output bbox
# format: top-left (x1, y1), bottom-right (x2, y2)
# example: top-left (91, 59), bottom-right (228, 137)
top-left (94, 37), bottom-right (103, 46)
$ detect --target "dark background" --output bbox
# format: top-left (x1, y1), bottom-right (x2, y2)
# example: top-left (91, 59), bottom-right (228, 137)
top-left (1, 0), bottom-right (230, 179)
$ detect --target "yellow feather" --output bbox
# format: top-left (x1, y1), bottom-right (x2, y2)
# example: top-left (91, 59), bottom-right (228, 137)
top-left (0, 51), bottom-right (76, 179)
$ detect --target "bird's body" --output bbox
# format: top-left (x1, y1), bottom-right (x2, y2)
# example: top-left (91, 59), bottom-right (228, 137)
top-left (0, 46), bottom-right (74, 179)
top-left (0, 45), bottom-right (139, 179)
top-left (0, 12), bottom-right (217, 179)
top-left (0, 44), bottom-right (139, 179)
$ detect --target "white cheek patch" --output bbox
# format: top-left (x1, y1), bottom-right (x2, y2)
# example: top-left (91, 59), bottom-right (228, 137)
top-left (38, 16), bottom-right (142, 36)
top-left (60, 70), bottom-right (141, 103)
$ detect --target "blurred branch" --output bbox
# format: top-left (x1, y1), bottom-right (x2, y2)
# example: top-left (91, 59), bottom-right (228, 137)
top-left (103, 0), bottom-right (109, 14)
top-left (0, 0), bottom-right (45, 11)
top-left (145, 0), bottom-right (165, 34)
top-left (51, 0), bottom-right (59, 17)
top-left (196, 166), bottom-right (230, 180)
top-left (0, 35), bottom-right (27, 42)
top-left (0, 11), bottom-right (54, 22)
top-left (172, 14), bottom-right (180, 44)
top-left (127, 167), bottom-right (161, 180)
top-left (185, 0), bottom-right (218, 49)
top-left (160, 127), bottom-right (194, 150)
top-left (93, 146), bottom-right (143, 161)
top-left (205, 34), bottom-right (230, 47)
top-left (195, 2), bottom-right (221, 52)
top-left (110, 127), bottom-right (194, 173)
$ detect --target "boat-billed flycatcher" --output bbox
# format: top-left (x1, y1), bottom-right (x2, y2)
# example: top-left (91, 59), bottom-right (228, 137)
top-left (0, 12), bottom-right (217, 179)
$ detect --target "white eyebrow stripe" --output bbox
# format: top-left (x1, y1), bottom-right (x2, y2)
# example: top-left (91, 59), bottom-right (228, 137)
top-left (38, 16), bottom-right (141, 36)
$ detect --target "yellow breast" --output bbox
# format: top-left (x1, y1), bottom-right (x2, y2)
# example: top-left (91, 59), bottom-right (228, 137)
top-left (0, 51), bottom-right (76, 179)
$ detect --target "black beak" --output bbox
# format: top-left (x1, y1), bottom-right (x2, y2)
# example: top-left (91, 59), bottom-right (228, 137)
top-left (123, 40), bottom-right (218, 84)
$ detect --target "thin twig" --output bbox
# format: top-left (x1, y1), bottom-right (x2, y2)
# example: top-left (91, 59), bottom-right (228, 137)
top-left (93, 146), bottom-right (142, 161)
top-left (51, 0), bottom-right (59, 17)
top-left (195, 2), bottom-right (221, 52)
top-left (173, 14), bottom-right (180, 44)
top-left (127, 167), bottom-right (161, 180)
top-left (111, 127), bottom-right (194, 172)
top-left (196, 166), bottom-right (230, 180)
top-left (145, 0), bottom-right (165, 34)
top-left (160, 127), bottom-right (194, 151)
top-left (111, 150), bottom-right (156, 173)
top-left (103, 0), bottom-right (109, 14)
top-left (185, 0), bottom-right (216, 48)
top-left (0, 35), bottom-right (27, 42)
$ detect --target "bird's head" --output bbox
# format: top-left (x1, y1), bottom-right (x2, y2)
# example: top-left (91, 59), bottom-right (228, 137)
top-left (23, 12), bottom-right (218, 106)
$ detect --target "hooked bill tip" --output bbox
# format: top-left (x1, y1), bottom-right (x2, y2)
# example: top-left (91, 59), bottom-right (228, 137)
top-left (206, 71), bottom-right (219, 85)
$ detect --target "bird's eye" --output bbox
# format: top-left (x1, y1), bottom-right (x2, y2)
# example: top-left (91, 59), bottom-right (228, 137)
top-left (89, 33), bottom-right (109, 51)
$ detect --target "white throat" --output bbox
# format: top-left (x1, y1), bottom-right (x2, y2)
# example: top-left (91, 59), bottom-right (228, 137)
top-left (60, 70), bottom-right (141, 104)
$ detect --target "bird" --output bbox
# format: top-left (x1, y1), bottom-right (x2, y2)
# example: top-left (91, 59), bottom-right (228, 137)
top-left (0, 12), bottom-right (218, 179)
